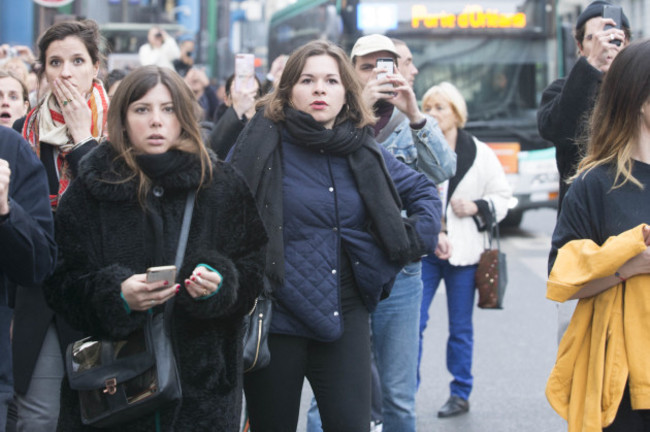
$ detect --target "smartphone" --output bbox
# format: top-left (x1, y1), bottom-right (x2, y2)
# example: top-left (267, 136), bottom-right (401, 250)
top-left (376, 57), bottom-right (394, 81)
top-left (146, 265), bottom-right (176, 289)
top-left (602, 5), bottom-right (622, 46)
top-left (376, 57), bottom-right (395, 95)
top-left (235, 53), bottom-right (255, 91)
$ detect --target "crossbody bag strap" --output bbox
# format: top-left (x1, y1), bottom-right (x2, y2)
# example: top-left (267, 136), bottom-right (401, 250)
top-left (164, 189), bottom-right (196, 315)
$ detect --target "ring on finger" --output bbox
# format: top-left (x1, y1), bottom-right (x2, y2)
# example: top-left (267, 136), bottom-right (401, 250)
top-left (203, 288), bottom-right (209, 296)
top-left (63, 99), bottom-right (72, 106)
top-left (610, 34), bottom-right (615, 41)
top-left (150, 299), bottom-right (155, 307)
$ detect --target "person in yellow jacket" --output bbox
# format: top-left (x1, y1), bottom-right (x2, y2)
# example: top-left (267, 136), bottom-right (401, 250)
top-left (547, 38), bottom-right (650, 431)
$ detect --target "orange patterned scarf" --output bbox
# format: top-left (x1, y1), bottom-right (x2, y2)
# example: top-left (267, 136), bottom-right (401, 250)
top-left (23, 79), bottom-right (108, 210)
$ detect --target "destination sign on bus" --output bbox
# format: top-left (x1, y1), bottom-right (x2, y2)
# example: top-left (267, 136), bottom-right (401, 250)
top-left (412, 4), bottom-right (527, 29)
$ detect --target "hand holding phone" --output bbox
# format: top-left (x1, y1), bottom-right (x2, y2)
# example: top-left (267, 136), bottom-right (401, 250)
top-left (376, 57), bottom-right (396, 96)
top-left (376, 58), bottom-right (394, 82)
top-left (603, 5), bottom-right (623, 46)
top-left (146, 265), bottom-right (176, 290)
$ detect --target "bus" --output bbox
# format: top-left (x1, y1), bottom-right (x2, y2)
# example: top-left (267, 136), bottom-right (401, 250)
top-left (268, 0), bottom-right (560, 226)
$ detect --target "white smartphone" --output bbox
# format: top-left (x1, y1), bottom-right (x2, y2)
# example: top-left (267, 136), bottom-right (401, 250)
top-left (146, 265), bottom-right (176, 289)
top-left (235, 53), bottom-right (255, 91)
top-left (376, 57), bottom-right (394, 81)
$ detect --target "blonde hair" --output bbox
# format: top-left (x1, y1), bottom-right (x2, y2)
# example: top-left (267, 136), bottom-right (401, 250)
top-left (0, 70), bottom-right (30, 106)
top-left (575, 39), bottom-right (650, 189)
top-left (421, 81), bottom-right (467, 128)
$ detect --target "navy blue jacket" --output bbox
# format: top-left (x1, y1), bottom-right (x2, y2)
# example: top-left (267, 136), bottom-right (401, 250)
top-left (0, 126), bottom-right (56, 306)
top-left (272, 132), bottom-right (440, 341)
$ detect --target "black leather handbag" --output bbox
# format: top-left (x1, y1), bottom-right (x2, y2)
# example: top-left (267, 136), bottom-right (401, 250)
top-left (243, 291), bottom-right (272, 373)
top-left (65, 191), bottom-right (194, 427)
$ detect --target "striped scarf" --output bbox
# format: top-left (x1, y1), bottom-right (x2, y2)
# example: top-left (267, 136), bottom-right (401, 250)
top-left (23, 79), bottom-right (108, 210)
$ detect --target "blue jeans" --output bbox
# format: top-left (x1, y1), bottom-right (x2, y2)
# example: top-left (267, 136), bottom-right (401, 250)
top-left (419, 255), bottom-right (477, 401)
top-left (370, 261), bottom-right (423, 432)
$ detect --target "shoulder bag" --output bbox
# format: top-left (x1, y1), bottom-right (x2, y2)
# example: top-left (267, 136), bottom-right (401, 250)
top-left (475, 200), bottom-right (508, 309)
top-left (243, 281), bottom-right (271, 373)
top-left (65, 190), bottom-right (195, 427)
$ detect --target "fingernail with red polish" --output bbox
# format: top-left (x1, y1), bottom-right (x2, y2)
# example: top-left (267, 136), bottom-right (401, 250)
top-left (191, 276), bottom-right (196, 282)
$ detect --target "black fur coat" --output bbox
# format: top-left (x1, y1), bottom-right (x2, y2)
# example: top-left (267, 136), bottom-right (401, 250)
top-left (44, 143), bottom-right (268, 431)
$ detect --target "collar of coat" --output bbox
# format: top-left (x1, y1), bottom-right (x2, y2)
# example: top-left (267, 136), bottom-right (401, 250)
top-left (77, 142), bottom-right (212, 201)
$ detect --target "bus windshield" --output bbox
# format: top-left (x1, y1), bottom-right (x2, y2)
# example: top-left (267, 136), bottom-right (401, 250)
top-left (408, 37), bottom-right (547, 123)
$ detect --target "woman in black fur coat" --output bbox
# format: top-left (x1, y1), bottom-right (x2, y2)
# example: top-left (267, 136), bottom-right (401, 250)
top-left (43, 65), bottom-right (268, 431)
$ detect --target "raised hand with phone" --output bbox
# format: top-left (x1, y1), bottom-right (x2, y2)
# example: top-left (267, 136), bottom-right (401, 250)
top-left (576, 3), bottom-right (629, 74)
top-left (360, 55), bottom-right (425, 125)
top-left (583, 16), bottom-right (626, 73)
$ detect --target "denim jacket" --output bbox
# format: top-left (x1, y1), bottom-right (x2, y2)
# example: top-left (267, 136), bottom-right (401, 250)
top-left (378, 110), bottom-right (456, 184)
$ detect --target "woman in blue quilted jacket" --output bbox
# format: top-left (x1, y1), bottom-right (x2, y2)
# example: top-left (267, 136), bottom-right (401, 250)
top-left (229, 39), bottom-right (441, 432)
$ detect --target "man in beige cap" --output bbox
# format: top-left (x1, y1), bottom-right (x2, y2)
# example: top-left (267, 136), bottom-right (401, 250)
top-left (352, 33), bottom-right (456, 431)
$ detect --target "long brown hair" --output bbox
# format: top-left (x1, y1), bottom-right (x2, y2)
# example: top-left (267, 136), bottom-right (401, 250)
top-left (576, 39), bottom-right (650, 189)
top-left (260, 40), bottom-right (375, 128)
top-left (107, 65), bottom-right (213, 205)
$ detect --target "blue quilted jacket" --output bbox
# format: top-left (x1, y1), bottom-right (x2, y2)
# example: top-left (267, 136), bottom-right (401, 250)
top-left (271, 132), bottom-right (440, 341)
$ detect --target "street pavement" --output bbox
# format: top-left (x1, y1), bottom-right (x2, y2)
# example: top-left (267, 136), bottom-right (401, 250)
top-left (295, 208), bottom-right (567, 431)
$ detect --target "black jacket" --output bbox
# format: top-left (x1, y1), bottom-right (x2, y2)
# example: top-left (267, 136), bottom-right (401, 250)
top-left (537, 56), bottom-right (603, 211)
top-left (207, 106), bottom-right (247, 160)
top-left (0, 126), bottom-right (56, 305)
top-left (44, 143), bottom-right (267, 431)
top-left (10, 118), bottom-right (96, 394)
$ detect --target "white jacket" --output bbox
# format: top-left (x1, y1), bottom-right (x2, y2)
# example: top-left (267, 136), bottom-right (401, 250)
top-left (138, 37), bottom-right (180, 70)
top-left (446, 134), bottom-right (511, 266)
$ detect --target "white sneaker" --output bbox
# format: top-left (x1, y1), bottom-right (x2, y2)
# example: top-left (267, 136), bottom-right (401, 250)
top-left (370, 421), bottom-right (383, 432)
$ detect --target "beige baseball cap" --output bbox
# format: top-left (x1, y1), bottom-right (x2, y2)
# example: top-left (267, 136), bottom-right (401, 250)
top-left (350, 34), bottom-right (399, 61)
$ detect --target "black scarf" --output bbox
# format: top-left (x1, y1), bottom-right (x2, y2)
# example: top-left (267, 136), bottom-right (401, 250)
top-left (135, 150), bottom-right (198, 266)
top-left (230, 108), bottom-right (419, 285)
top-left (136, 150), bottom-right (198, 181)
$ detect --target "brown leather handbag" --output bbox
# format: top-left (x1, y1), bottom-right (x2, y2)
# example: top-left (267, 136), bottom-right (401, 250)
top-left (475, 201), bottom-right (507, 309)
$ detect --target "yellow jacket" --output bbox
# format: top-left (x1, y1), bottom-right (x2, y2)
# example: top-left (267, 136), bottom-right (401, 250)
top-left (546, 224), bottom-right (650, 431)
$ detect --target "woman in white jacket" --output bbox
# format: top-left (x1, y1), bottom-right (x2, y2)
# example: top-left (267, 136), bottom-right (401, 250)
top-left (417, 82), bottom-right (511, 418)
